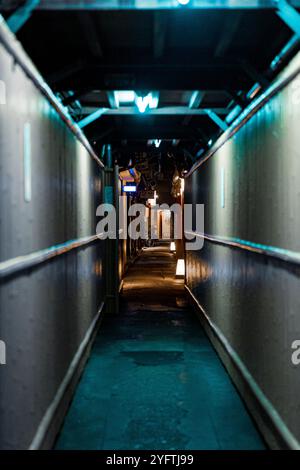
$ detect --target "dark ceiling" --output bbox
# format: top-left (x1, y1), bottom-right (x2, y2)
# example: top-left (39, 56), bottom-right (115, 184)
top-left (0, 2), bottom-right (298, 168)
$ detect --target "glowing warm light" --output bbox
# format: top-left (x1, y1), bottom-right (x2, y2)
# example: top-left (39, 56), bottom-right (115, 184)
top-left (148, 191), bottom-right (158, 206)
top-left (170, 242), bottom-right (176, 252)
top-left (180, 178), bottom-right (185, 195)
top-left (176, 259), bottom-right (185, 277)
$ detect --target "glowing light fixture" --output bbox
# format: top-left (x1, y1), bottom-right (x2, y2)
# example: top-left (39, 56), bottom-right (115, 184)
top-left (177, 0), bottom-right (190, 5)
top-left (246, 83), bottom-right (261, 100)
top-left (136, 96), bottom-right (147, 113)
top-left (180, 178), bottom-right (185, 195)
top-left (136, 92), bottom-right (159, 113)
top-left (147, 191), bottom-right (158, 206)
top-left (123, 185), bottom-right (137, 193)
top-left (176, 259), bottom-right (185, 277)
top-left (170, 242), bottom-right (176, 252)
top-left (115, 91), bottom-right (135, 105)
top-left (148, 139), bottom-right (162, 147)
top-left (189, 90), bottom-right (200, 108)
top-left (225, 105), bottom-right (242, 124)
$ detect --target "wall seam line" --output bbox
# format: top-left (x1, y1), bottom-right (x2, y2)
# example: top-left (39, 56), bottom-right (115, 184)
top-left (0, 233), bottom-right (104, 279)
top-left (185, 230), bottom-right (300, 267)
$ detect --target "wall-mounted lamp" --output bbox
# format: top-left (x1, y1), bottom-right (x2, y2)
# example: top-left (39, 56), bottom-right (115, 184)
top-left (176, 259), bottom-right (185, 278)
top-left (170, 242), bottom-right (176, 252)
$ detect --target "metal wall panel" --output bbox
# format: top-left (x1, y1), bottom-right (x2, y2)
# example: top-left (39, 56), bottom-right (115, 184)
top-left (0, 26), bottom-right (104, 448)
top-left (185, 52), bottom-right (300, 446)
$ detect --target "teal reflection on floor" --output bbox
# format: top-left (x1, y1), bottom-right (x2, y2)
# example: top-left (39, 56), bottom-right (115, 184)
top-left (55, 247), bottom-right (265, 450)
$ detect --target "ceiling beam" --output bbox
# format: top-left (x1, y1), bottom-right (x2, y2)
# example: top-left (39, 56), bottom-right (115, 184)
top-left (77, 12), bottom-right (103, 58)
top-left (6, 0), bottom-right (40, 33)
top-left (153, 11), bottom-right (167, 60)
top-left (106, 91), bottom-right (123, 130)
top-left (188, 91), bottom-right (205, 109)
top-left (52, 64), bottom-right (251, 91)
top-left (107, 91), bottom-right (118, 108)
top-left (214, 12), bottom-right (243, 58)
top-left (183, 91), bottom-right (205, 126)
top-left (98, 127), bottom-right (202, 141)
top-left (46, 60), bottom-right (85, 86)
top-left (78, 108), bottom-right (107, 128)
top-left (240, 60), bottom-right (270, 88)
top-left (79, 99), bottom-right (232, 109)
top-left (89, 127), bottom-right (114, 142)
top-left (73, 106), bottom-right (230, 117)
top-left (62, 89), bottom-right (92, 106)
top-left (277, 0), bottom-right (300, 36)
top-left (3, 1), bottom-right (300, 11)
top-left (205, 109), bottom-right (229, 132)
top-left (228, 91), bottom-right (248, 108)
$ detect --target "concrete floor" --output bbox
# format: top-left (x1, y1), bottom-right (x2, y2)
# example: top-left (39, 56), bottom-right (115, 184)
top-left (55, 245), bottom-right (265, 450)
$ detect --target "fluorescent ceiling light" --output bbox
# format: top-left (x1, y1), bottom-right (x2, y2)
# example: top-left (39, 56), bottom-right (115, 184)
top-left (136, 92), bottom-right (159, 113)
top-left (246, 83), bottom-right (261, 100)
top-left (136, 96), bottom-right (147, 113)
top-left (225, 105), bottom-right (242, 124)
top-left (150, 93), bottom-right (159, 109)
top-left (115, 91), bottom-right (135, 105)
top-left (189, 91), bottom-right (200, 108)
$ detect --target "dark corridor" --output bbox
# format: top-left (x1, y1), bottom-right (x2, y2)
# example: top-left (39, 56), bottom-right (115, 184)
top-left (55, 245), bottom-right (264, 450)
top-left (1, 0), bottom-right (300, 456)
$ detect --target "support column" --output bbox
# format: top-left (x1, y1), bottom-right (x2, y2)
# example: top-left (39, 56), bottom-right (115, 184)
top-left (103, 146), bottom-right (120, 314)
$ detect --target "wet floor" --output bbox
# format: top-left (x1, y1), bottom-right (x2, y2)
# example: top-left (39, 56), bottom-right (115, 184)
top-left (55, 245), bottom-right (265, 450)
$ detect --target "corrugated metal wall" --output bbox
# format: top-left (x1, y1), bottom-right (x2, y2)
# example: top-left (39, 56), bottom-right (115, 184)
top-left (0, 24), bottom-right (105, 449)
top-left (185, 52), bottom-right (300, 447)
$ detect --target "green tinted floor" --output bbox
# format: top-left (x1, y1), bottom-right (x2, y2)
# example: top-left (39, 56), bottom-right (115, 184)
top-left (55, 245), bottom-right (265, 450)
